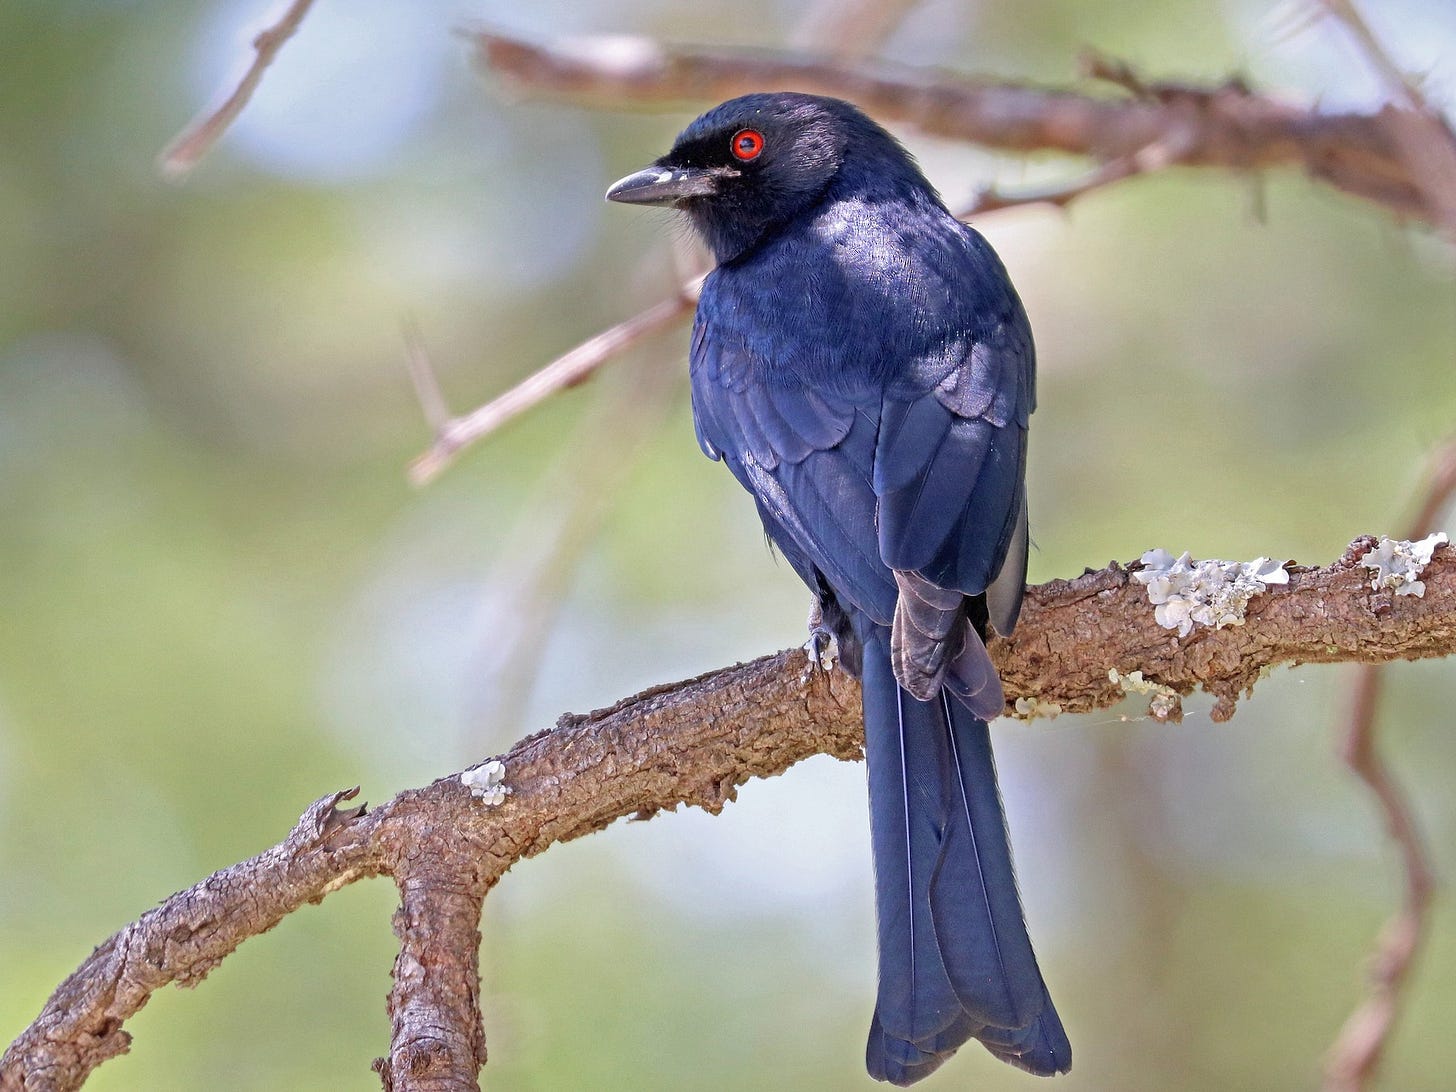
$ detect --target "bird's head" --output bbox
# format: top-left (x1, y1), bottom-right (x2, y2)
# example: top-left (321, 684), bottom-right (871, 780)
top-left (607, 93), bottom-right (913, 263)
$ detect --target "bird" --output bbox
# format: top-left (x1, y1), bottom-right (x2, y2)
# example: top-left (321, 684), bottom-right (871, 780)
top-left (606, 92), bottom-right (1070, 1086)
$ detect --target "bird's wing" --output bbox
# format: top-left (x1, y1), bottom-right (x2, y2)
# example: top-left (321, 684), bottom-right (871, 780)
top-left (873, 289), bottom-right (1034, 629)
top-left (690, 307), bottom-right (899, 627)
top-left (869, 225), bottom-right (1034, 710)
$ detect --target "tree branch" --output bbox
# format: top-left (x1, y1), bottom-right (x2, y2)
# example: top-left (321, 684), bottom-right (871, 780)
top-left (6, 537), bottom-right (1456, 1090)
top-left (471, 30), bottom-right (1456, 229)
top-left (374, 866), bottom-right (490, 1091)
top-left (0, 789), bottom-right (375, 1092)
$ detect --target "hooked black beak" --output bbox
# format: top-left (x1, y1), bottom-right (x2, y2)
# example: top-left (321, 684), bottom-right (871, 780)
top-left (605, 163), bottom-right (726, 206)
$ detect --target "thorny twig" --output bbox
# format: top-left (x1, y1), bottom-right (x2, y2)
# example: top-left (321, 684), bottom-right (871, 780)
top-left (158, 0), bottom-right (318, 179)
top-left (1322, 437), bottom-right (1456, 1092)
top-left (401, 320), bottom-right (452, 434)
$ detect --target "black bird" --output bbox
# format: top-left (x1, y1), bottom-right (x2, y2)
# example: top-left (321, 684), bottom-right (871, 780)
top-left (607, 93), bottom-right (1069, 1085)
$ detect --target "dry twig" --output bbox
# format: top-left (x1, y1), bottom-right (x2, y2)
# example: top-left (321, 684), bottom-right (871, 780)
top-left (408, 276), bottom-right (703, 486)
top-left (962, 132), bottom-right (1195, 216)
top-left (158, 0), bottom-right (318, 179)
top-left (7, 539), bottom-right (1456, 1091)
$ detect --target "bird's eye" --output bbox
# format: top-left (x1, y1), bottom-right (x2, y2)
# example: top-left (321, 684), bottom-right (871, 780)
top-left (731, 129), bottom-right (765, 162)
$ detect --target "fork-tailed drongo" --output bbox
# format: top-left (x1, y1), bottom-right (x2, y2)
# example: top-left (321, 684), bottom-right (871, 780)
top-left (607, 92), bottom-right (1070, 1086)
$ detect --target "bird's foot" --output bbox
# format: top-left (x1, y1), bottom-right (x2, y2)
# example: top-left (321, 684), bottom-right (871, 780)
top-left (802, 598), bottom-right (839, 678)
top-left (803, 626), bottom-right (839, 677)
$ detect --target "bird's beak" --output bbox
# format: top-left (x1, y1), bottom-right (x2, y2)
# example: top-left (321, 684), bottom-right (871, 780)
top-left (605, 163), bottom-right (723, 206)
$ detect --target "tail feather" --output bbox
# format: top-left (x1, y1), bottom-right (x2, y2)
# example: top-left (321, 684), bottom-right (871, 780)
top-left (932, 689), bottom-right (1044, 1028)
top-left (866, 1008), bottom-right (956, 1086)
top-left (869, 997), bottom-right (1069, 1086)
top-left (863, 656), bottom-right (965, 1050)
top-left (862, 634), bottom-right (1070, 1085)
top-left (990, 994), bottom-right (1073, 1076)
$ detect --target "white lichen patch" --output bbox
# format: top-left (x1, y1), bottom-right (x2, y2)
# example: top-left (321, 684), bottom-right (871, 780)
top-left (1108, 668), bottom-right (1182, 721)
top-left (461, 759), bottom-right (512, 806)
top-left (1359, 532), bottom-right (1448, 597)
top-left (1013, 695), bottom-right (1063, 720)
top-left (1147, 690), bottom-right (1181, 720)
top-left (1133, 549), bottom-right (1288, 638)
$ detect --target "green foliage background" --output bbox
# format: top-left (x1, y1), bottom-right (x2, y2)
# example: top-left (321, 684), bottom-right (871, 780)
top-left (2, 2), bottom-right (1454, 1089)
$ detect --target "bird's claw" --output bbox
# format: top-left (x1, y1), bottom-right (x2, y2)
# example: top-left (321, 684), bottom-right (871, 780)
top-left (803, 626), bottom-right (839, 677)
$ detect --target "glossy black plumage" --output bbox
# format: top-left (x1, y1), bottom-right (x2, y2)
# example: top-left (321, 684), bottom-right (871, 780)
top-left (608, 92), bottom-right (1068, 1084)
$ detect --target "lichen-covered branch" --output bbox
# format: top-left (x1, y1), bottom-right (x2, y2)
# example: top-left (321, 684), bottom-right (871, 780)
top-left (6, 537), bottom-right (1456, 1090)
top-left (986, 536), bottom-right (1456, 722)
top-left (471, 31), bottom-right (1456, 229)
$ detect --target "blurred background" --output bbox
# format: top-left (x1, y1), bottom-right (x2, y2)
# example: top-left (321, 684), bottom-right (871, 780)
top-left (2, 1), bottom-right (1455, 1089)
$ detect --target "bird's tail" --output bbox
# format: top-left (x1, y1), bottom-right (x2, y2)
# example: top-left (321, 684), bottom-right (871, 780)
top-left (861, 633), bottom-right (1071, 1085)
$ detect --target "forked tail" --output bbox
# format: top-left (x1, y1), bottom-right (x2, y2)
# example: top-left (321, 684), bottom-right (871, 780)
top-left (861, 634), bottom-right (1071, 1085)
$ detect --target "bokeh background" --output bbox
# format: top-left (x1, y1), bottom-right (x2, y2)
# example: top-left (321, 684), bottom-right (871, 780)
top-left (3, 1), bottom-right (1456, 1089)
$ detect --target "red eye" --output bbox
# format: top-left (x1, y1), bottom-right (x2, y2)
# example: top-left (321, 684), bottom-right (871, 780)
top-left (731, 129), bottom-right (764, 161)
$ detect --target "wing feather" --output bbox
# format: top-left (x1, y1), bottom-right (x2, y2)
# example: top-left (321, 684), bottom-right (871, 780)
top-left (876, 313), bottom-right (1032, 597)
